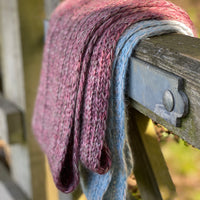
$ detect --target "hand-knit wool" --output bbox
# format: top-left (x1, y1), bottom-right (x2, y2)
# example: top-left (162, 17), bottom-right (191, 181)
top-left (80, 20), bottom-right (194, 200)
top-left (32, 0), bottom-right (196, 198)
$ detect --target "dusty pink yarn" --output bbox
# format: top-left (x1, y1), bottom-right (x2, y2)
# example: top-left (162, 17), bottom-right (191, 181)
top-left (32, 0), bottom-right (195, 193)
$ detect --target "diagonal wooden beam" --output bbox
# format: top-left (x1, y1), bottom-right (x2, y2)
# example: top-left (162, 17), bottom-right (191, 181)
top-left (132, 33), bottom-right (200, 149)
top-left (127, 105), bottom-right (177, 200)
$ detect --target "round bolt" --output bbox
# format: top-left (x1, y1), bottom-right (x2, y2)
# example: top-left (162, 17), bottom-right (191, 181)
top-left (163, 90), bottom-right (174, 112)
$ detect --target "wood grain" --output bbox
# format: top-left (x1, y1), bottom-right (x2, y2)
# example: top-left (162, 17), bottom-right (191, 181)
top-left (0, 0), bottom-right (32, 197)
top-left (131, 33), bottom-right (200, 149)
top-left (127, 107), bottom-right (176, 200)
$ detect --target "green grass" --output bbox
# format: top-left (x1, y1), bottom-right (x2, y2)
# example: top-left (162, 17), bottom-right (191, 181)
top-left (161, 137), bottom-right (200, 200)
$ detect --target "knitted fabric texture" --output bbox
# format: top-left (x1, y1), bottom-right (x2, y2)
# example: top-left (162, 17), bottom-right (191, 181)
top-left (80, 20), bottom-right (194, 200)
top-left (32, 0), bottom-right (196, 198)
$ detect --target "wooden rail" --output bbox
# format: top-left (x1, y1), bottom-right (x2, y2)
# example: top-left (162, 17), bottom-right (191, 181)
top-left (0, 0), bottom-right (31, 199)
top-left (0, 163), bottom-right (29, 200)
top-left (1, 0), bottom-right (200, 199)
top-left (127, 33), bottom-right (200, 200)
top-left (132, 33), bottom-right (200, 149)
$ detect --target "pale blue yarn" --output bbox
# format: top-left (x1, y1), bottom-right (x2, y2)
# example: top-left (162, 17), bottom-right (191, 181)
top-left (80, 20), bottom-right (193, 200)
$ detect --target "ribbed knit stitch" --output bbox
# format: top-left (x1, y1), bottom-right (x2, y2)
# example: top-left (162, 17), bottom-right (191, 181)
top-left (32, 0), bottom-right (196, 198)
top-left (80, 20), bottom-right (194, 200)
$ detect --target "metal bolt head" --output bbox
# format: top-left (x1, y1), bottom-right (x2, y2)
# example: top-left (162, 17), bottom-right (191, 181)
top-left (163, 90), bottom-right (174, 112)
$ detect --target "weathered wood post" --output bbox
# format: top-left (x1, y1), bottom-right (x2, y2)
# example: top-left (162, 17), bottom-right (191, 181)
top-left (1, 0), bottom-right (200, 199)
top-left (127, 33), bottom-right (200, 199)
top-left (0, 0), bottom-right (31, 198)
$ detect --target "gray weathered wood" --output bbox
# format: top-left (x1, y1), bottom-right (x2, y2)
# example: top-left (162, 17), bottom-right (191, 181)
top-left (127, 106), bottom-right (162, 200)
top-left (127, 107), bottom-right (177, 200)
top-left (0, 182), bottom-right (16, 200)
top-left (10, 144), bottom-right (32, 198)
top-left (132, 33), bottom-right (200, 149)
top-left (0, 0), bottom-right (26, 111)
top-left (0, 163), bottom-right (29, 200)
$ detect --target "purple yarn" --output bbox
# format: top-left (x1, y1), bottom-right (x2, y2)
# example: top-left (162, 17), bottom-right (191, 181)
top-left (32, 0), bottom-right (195, 194)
